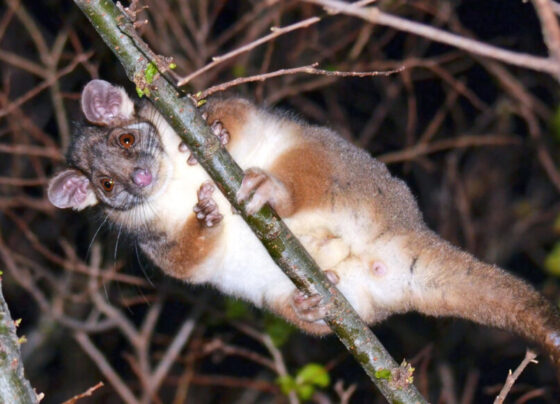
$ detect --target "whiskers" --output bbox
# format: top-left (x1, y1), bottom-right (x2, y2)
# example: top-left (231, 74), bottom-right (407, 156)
top-left (113, 198), bottom-right (158, 287)
top-left (114, 220), bottom-right (124, 261)
top-left (87, 213), bottom-right (110, 259)
top-left (135, 243), bottom-right (155, 287)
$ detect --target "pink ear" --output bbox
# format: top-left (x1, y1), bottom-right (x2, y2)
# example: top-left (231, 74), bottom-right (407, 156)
top-left (47, 169), bottom-right (98, 210)
top-left (81, 80), bottom-right (134, 125)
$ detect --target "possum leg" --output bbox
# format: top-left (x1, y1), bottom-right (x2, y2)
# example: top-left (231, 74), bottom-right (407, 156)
top-left (193, 181), bottom-right (223, 227)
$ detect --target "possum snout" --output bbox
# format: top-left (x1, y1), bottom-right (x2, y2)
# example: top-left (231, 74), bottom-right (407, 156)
top-left (132, 167), bottom-right (153, 187)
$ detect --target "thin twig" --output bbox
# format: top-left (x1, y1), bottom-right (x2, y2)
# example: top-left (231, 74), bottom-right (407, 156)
top-left (168, 373), bottom-right (280, 393)
top-left (144, 316), bottom-right (198, 403)
top-left (74, 332), bottom-right (139, 404)
top-left (493, 350), bottom-right (538, 404)
top-left (195, 63), bottom-right (404, 99)
top-left (304, 0), bottom-right (560, 76)
top-left (378, 134), bottom-right (519, 164)
top-left (0, 51), bottom-right (93, 118)
top-left (178, 17), bottom-right (321, 86)
top-left (61, 381), bottom-right (104, 404)
top-left (0, 143), bottom-right (63, 160)
top-left (0, 177), bottom-right (48, 186)
top-left (262, 334), bottom-right (298, 404)
top-left (531, 0), bottom-right (560, 79)
top-left (0, 49), bottom-right (46, 77)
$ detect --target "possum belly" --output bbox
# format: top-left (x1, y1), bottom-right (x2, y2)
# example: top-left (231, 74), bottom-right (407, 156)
top-left (206, 213), bottom-right (295, 309)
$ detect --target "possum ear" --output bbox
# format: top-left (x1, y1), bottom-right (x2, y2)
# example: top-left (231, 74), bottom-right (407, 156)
top-left (48, 169), bottom-right (98, 211)
top-left (81, 79), bottom-right (134, 126)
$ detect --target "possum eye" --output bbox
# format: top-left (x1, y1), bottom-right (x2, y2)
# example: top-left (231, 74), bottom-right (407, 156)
top-left (100, 178), bottom-right (114, 192)
top-left (118, 133), bottom-right (135, 148)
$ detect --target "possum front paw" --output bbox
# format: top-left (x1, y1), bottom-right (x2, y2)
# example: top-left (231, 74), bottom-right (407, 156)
top-left (193, 181), bottom-right (223, 227)
top-left (236, 168), bottom-right (293, 216)
top-left (179, 113), bottom-right (230, 166)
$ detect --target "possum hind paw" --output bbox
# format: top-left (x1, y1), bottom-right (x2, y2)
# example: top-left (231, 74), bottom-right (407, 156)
top-left (290, 290), bottom-right (332, 323)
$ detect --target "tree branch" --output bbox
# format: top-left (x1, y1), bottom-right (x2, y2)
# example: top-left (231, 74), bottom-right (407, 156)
top-left (493, 350), bottom-right (538, 404)
top-left (304, 0), bottom-right (560, 79)
top-left (531, 0), bottom-right (560, 79)
top-left (0, 279), bottom-right (41, 403)
top-left (72, 1), bottom-right (427, 402)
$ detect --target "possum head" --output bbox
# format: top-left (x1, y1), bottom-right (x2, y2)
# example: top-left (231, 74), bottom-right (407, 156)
top-left (48, 80), bottom-right (168, 212)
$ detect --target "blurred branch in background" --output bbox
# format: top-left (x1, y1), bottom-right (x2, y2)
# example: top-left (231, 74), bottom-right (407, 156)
top-left (0, 0), bottom-right (559, 402)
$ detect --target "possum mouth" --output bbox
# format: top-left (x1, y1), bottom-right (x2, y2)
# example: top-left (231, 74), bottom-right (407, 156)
top-left (107, 155), bottom-right (172, 228)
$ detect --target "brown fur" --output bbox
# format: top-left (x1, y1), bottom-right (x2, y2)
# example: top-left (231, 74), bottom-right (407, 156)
top-left (203, 98), bottom-right (253, 149)
top-left (269, 140), bottom-right (334, 216)
top-left (408, 231), bottom-right (560, 367)
top-left (165, 215), bottom-right (223, 280)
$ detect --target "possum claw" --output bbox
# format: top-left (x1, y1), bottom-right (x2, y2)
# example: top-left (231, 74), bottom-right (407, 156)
top-left (187, 153), bottom-right (198, 165)
top-left (210, 119), bottom-right (230, 146)
top-left (194, 181), bottom-right (223, 227)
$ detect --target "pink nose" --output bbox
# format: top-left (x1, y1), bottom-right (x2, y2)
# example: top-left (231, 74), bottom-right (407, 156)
top-left (132, 168), bottom-right (152, 187)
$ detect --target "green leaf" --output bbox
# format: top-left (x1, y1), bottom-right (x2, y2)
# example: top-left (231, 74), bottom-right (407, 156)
top-left (276, 375), bottom-right (296, 395)
top-left (295, 363), bottom-right (330, 388)
top-left (145, 62), bottom-right (158, 84)
top-left (136, 87), bottom-right (144, 98)
top-left (169, 62), bottom-right (177, 69)
top-left (277, 364), bottom-right (330, 401)
top-left (545, 241), bottom-right (560, 276)
top-left (296, 384), bottom-right (315, 400)
top-left (264, 314), bottom-right (294, 347)
top-left (375, 368), bottom-right (392, 380)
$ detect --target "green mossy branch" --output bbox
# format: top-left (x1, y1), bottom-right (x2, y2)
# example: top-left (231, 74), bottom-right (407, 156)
top-left (72, 1), bottom-right (427, 402)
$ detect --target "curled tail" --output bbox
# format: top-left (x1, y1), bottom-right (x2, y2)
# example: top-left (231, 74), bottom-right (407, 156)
top-left (409, 232), bottom-right (560, 369)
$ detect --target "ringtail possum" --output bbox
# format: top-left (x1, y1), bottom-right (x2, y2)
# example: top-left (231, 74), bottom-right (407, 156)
top-left (49, 80), bottom-right (560, 370)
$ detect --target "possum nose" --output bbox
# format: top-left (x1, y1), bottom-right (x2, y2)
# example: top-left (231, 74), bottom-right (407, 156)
top-left (132, 168), bottom-right (152, 187)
